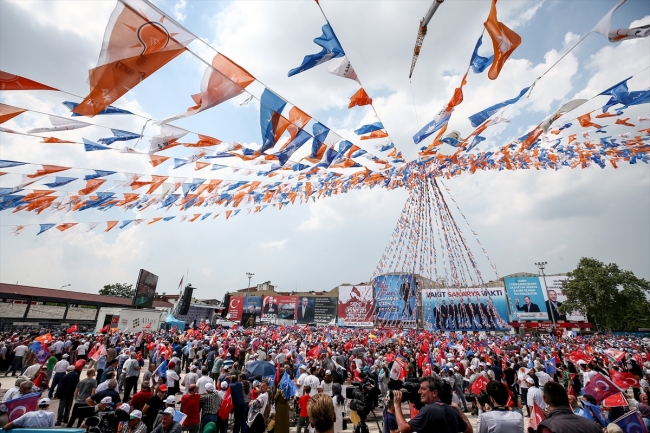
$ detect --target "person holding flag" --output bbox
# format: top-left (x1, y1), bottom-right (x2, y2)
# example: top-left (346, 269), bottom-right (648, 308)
top-left (3, 397), bottom-right (55, 428)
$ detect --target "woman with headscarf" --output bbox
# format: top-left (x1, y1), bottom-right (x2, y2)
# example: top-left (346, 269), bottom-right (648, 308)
top-left (332, 383), bottom-right (346, 433)
top-left (273, 388), bottom-right (289, 433)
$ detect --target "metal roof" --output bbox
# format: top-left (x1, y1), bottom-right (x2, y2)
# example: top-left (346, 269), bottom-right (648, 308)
top-left (2, 282), bottom-right (133, 306)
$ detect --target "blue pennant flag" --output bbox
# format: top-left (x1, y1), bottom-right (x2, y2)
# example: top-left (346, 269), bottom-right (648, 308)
top-left (173, 158), bottom-right (187, 169)
top-left (201, 213), bottom-right (211, 220)
top-left (279, 371), bottom-right (297, 399)
top-left (470, 34), bottom-right (494, 74)
top-left (413, 108), bottom-right (452, 144)
top-left (468, 87), bottom-right (530, 127)
top-left (599, 77), bottom-right (650, 113)
top-left (98, 129), bottom-right (140, 145)
top-left (28, 341), bottom-right (51, 363)
top-left (354, 122), bottom-right (384, 135)
top-left (84, 170), bottom-right (116, 180)
top-left (259, 89), bottom-right (288, 153)
top-left (0, 160), bottom-right (26, 169)
top-left (527, 357), bottom-right (534, 369)
top-left (582, 401), bottom-right (608, 427)
top-left (36, 224), bottom-right (56, 236)
top-left (119, 220), bottom-right (134, 229)
top-left (275, 129), bottom-right (311, 166)
top-left (379, 143), bottom-right (395, 152)
top-left (44, 177), bottom-right (77, 188)
top-left (288, 23), bottom-right (345, 77)
top-left (466, 135), bottom-right (486, 152)
top-left (163, 216), bottom-right (176, 221)
top-left (83, 138), bottom-right (112, 152)
top-left (544, 359), bottom-right (557, 374)
top-left (211, 164), bottom-right (227, 171)
top-left (63, 101), bottom-right (133, 116)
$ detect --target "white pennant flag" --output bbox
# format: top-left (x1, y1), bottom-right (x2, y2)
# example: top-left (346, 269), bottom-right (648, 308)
top-left (86, 222), bottom-right (101, 232)
top-left (592, 0), bottom-right (650, 42)
top-left (27, 115), bottom-right (90, 134)
top-left (327, 55), bottom-right (360, 83)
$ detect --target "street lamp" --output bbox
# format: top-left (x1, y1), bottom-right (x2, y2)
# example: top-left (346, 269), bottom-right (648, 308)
top-left (60, 284), bottom-right (71, 290)
top-left (246, 273), bottom-right (254, 292)
top-left (535, 261), bottom-right (556, 327)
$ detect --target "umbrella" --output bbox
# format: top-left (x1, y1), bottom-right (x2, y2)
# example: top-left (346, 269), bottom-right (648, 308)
top-left (384, 338), bottom-right (398, 344)
top-left (505, 345), bottom-right (519, 351)
top-left (245, 361), bottom-right (276, 377)
top-left (349, 348), bottom-right (367, 355)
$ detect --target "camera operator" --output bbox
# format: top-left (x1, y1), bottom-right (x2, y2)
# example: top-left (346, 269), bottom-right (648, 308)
top-left (392, 376), bottom-right (472, 433)
top-left (475, 381), bottom-right (523, 433)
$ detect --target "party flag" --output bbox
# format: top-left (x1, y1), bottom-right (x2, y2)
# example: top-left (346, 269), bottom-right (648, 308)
top-left (470, 34), bottom-right (494, 74)
top-left (613, 410), bottom-right (647, 433)
top-left (592, 0), bottom-right (650, 42)
top-left (288, 23), bottom-right (345, 77)
top-left (348, 88), bottom-right (372, 108)
top-left (0, 103), bottom-right (26, 124)
top-left (484, 0), bottom-right (522, 80)
top-left (0, 71), bottom-right (57, 91)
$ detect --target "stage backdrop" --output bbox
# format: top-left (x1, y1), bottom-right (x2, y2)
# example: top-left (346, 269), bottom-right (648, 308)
top-left (504, 277), bottom-right (549, 321)
top-left (374, 274), bottom-right (417, 326)
top-left (337, 285), bottom-right (373, 327)
top-left (295, 296), bottom-right (337, 325)
top-left (421, 288), bottom-right (511, 332)
top-left (539, 276), bottom-right (585, 322)
top-left (261, 295), bottom-right (297, 322)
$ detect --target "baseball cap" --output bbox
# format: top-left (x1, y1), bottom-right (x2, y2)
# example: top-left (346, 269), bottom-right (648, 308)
top-left (163, 408), bottom-right (175, 416)
top-left (62, 354), bottom-right (69, 358)
top-left (38, 398), bottom-right (50, 407)
top-left (164, 396), bottom-right (176, 405)
top-left (205, 383), bottom-right (215, 392)
top-left (221, 381), bottom-right (228, 390)
top-left (526, 377), bottom-right (535, 384)
top-left (190, 365), bottom-right (198, 371)
top-left (130, 410), bottom-right (142, 419)
top-left (158, 384), bottom-right (168, 392)
top-left (119, 403), bottom-right (130, 412)
top-left (325, 370), bottom-right (331, 375)
top-left (299, 365), bottom-right (307, 370)
top-left (101, 397), bottom-right (113, 404)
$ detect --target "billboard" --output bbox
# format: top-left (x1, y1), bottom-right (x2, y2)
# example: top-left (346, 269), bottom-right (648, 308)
top-left (338, 285), bottom-right (373, 327)
top-left (374, 274), bottom-right (417, 325)
top-left (539, 276), bottom-right (585, 322)
top-left (226, 296), bottom-right (244, 321)
top-left (421, 288), bottom-right (511, 331)
top-left (133, 269), bottom-right (158, 309)
top-left (243, 296), bottom-right (262, 317)
top-left (295, 297), bottom-right (337, 325)
top-left (261, 295), bottom-right (297, 321)
top-left (504, 277), bottom-right (549, 321)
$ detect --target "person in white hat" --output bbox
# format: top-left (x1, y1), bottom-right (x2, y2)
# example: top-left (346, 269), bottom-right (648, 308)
top-left (48, 353), bottom-right (70, 399)
top-left (151, 407), bottom-right (181, 433)
top-left (2, 397), bottom-right (55, 428)
top-left (525, 376), bottom-right (546, 415)
top-left (121, 410), bottom-right (146, 433)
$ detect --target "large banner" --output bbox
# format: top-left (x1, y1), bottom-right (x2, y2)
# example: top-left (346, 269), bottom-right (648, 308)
top-left (133, 269), bottom-right (158, 309)
top-left (374, 274), bottom-right (417, 325)
top-left (338, 285), bottom-right (373, 327)
top-left (421, 288), bottom-right (511, 331)
top-left (226, 296), bottom-right (244, 321)
top-left (243, 296), bottom-right (263, 317)
top-left (539, 276), bottom-right (585, 321)
top-left (504, 277), bottom-right (549, 321)
top-left (296, 297), bottom-right (337, 325)
top-left (261, 295), bottom-right (297, 321)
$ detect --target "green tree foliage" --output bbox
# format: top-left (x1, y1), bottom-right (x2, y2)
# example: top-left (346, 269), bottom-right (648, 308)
top-left (560, 257), bottom-right (650, 332)
top-left (99, 283), bottom-right (135, 298)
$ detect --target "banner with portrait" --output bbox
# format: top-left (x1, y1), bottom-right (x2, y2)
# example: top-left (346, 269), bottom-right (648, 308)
top-left (296, 297), bottom-right (337, 325)
top-left (337, 285), bottom-right (374, 327)
top-left (421, 288), bottom-right (511, 332)
top-left (374, 274), bottom-right (418, 325)
top-left (504, 277), bottom-right (549, 321)
top-left (243, 295), bottom-right (263, 317)
top-left (261, 295), bottom-right (297, 321)
top-left (539, 276), bottom-right (585, 321)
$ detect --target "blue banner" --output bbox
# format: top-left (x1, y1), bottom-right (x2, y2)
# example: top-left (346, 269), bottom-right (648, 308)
top-left (421, 288), bottom-right (511, 332)
top-left (504, 277), bottom-right (549, 321)
top-left (243, 296), bottom-right (263, 317)
top-left (374, 274), bottom-right (417, 325)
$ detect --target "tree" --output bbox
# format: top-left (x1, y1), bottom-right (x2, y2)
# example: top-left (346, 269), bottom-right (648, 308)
top-left (560, 257), bottom-right (650, 332)
top-left (99, 283), bottom-right (135, 298)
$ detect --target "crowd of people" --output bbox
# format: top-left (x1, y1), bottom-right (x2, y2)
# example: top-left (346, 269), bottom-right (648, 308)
top-left (0, 324), bottom-right (647, 433)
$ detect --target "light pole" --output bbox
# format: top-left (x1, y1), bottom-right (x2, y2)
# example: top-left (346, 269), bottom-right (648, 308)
top-left (535, 261), bottom-right (556, 327)
top-left (246, 273), bottom-right (254, 293)
top-left (60, 284), bottom-right (71, 290)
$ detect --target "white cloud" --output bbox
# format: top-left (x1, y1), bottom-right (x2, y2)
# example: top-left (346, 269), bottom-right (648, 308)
top-left (173, 0), bottom-right (187, 22)
top-left (260, 239), bottom-right (288, 250)
top-left (502, 0), bottom-right (545, 30)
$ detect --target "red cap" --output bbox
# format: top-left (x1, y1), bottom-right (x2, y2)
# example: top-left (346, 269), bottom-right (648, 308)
top-left (74, 360), bottom-right (86, 370)
top-left (159, 384), bottom-right (168, 392)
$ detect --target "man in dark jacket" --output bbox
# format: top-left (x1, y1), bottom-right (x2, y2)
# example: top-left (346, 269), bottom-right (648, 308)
top-left (56, 360), bottom-right (85, 425)
top-left (537, 382), bottom-right (602, 433)
top-left (229, 374), bottom-right (245, 433)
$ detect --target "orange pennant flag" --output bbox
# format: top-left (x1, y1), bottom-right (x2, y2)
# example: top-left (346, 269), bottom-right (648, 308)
top-left (615, 118), bottom-right (635, 127)
top-left (28, 165), bottom-right (70, 178)
top-left (0, 71), bottom-right (57, 91)
top-left (73, 0), bottom-right (196, 116)
top-left (195, 161), bottom-right (210, 170)
top-left (577, 113), bottom-right (602, 129)
top-left (41, 137), bottom-right (75, 143)
top-left (189, 214), bottom-right (201, 222)
top-left (360, 130), bottom-right (389, 140)
top-left (446, 73), bottom-right (468, 111)
top-left (56, 223), bottom-right (77, 232)
top-left (79, 179), bottom-right (107, 196)
top-left (484, 0), bottom-right (522, 80)
top-left (148, 217), bottom-right (163, 225)
top-left (595, 112), bottom-right (619, 118)
top-left (105, 221), bottom-right (119, 232)
top-left (225, 210), bottom-right (233, 220)
top-left (149, 154), bottom-right (170, 167)
top-left (348, 88), bottom-right (372, 108)
top-left (21, 190), bottom-right (55, 202)
top-left (0, 103), bottom-right (26, 124)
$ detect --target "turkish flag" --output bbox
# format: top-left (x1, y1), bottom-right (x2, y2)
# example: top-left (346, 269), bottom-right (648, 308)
top-left (471, 375), bottom-right (489, 395)
top-left (603, 392), bottom-right (628, 407)
top-left (609, 370), bottom-right (640, 389)
top-left (100, 324), bottom-right (110, 333)
top-left (67, 324), bottom-right (78, 333)
top-left (307, 345), bottom-right (320, 360)
top-left (583, 372), bottom-right (620, 403)
top-left (529, 402), bottom-right (546, 430)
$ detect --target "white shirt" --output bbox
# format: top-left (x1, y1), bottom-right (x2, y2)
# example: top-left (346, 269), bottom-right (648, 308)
top-left (12, 410), bottom-right (55, 428)
top-left (517, 370), bottom-right (530, 389)
top-left (167, 369), bottom-right (180, 387)
top-left (196, 376), bottom-right (213, 395)
top-left (295, 372), bottom-right (308, 395)
top-left (527, 386), bottom-right (547, 411)
top-left (304, 375), bottom-right (320, 397)
top-left (96, 381), bottom-right (109, 392)
top-left (54, 360), bottom-right (70, 373)
top-left (583, 370), bottom-right (597, 386)
top-left (477, 409), bottom-right (524, 433)
top-left (13, 345), bottom-right (28, 357)
top-left (77, 344), bottom-right (87, 355)
top-left (535, 371), bottom-right (552, 387)
top-left (3, 387), bottom-right (22, 403)
top-left (50, 341), bottom-right (64, 354)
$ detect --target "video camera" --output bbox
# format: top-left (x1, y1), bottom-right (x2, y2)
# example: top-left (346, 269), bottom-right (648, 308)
top-left (387, 379), bottom-right (424, 410)
top-left (346, 378), bottom-right (380, 416)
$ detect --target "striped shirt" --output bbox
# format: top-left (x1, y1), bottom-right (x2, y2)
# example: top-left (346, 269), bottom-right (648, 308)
top-left (200, 392), bottom-right (222, 415)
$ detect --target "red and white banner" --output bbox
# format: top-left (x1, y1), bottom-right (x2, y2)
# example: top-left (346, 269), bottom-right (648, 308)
top-left (337, 285), bottom-right (373, 327)
top-left (227, 296), bottom-right (244, 321)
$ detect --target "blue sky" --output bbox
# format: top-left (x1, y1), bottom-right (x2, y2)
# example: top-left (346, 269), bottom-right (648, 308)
top-left (0, 0), bottom-right (648, 299)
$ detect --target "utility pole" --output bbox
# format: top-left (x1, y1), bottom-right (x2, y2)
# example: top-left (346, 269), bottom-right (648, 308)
top-left (535, 261), bottom-right (556, 327)
top-left (246, 273), bottom-right (254, 293)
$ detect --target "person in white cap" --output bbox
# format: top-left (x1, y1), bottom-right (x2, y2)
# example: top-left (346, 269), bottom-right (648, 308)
top-left (151, 407), bottom-right (181, 433)
top-left (199, 382), bottom-right (221, 433)
top-left (48, 353), bottom-right (70, 399)
top-left (526, 376), bottom-right (546, 414)
top-left (295, 365), bottom-right (308, 396)
top-left (2, 397), bottom-right (55, 428)
top-left (120, 410), bottom-right (146, 433)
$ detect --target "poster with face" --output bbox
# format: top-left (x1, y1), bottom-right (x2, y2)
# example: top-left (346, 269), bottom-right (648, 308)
top-left (243, 296), bottom-right (262, 317)
top-left (261, 295), bottom-right (297, 321)
top-left (539, 276), bottom-right (585, 321)
top-left (421, 288), bottom-right (511, 331)
top-left (504, 277), bottom-right (549, 321)
top-left (374, 274), bottom-right (417, 325)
